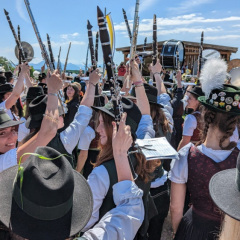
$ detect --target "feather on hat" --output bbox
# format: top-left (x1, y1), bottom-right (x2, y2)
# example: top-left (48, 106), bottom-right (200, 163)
top-left (199, 58), bottom-right (227, 98)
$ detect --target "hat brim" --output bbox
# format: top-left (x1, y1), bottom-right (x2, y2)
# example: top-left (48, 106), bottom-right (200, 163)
top-left (91, 106), bottom-right (115, 118)
top-left (209, 169), bottom-right (240, 221)
top-left (0, 159), bottom-right (93, 239)
top-left (187, 90), bottom-right (201, 97)
top-left (198, 96), bottom-right (240, 115)
top-left (0, 120), bottom-right (24, 129)
top-left (149, 101), bottom-right (164, 108)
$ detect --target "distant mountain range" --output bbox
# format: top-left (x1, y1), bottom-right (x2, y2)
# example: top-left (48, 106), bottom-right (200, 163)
top-left (28, 61), bottom-right (84, 71)
top-left (28, 61), bottom-right (103, 71)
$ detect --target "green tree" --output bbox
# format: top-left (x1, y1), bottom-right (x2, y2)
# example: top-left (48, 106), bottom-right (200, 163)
top-left (0, 56), bottom-right (15, 72)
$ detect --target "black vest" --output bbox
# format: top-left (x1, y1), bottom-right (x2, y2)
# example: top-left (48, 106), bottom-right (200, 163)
top-left (47, 133), bottom-right (77, 168)
top-left (99, 156), bottom-right (157, 237)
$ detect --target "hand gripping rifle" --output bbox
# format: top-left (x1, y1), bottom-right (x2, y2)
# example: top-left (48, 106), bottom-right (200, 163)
top-left (122, 8), bottom-right (132, 44)
top-left (24, 0), bottom-right (66, 114)
top-left (97, 6), bottom-right (123, 123)
top-left (47, 34), bottom-right (55, 70)
top-left (63, 42), bottom-right (71, 74)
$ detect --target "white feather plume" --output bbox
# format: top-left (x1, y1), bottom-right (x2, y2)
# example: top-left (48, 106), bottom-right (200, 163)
top-left (199, 58), bottom-right (227, 98)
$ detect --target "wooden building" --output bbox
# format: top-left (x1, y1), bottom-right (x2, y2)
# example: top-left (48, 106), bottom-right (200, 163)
top-left (116, 40), bottom-right (238, 75)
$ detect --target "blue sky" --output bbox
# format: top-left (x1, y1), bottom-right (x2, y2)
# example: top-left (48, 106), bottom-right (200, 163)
top-left (0, 0), bottom-right (240, 69)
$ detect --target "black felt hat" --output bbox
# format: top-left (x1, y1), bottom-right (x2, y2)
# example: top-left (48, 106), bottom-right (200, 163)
top-left (209, 152), bottom-right (240, 221)
top-left (0, 109), bottom-right (24, 129)
top-left (0, 84), bottom-right (13, 94)
top-left (0, 76), bottom-right (7, 85)
top-left (187, 86), bottom-right (204, 97)
top-left (26, 86), bottom-right (44, 101)
top-left (38, 72), bottom-right (46, 81)
top-left (198, 84), bottom-right (240, 115)
top-left (92, 97), bottom-right (142, 134)
top-left (38, 82), bottom-right (48, 94)
top-left (131, 83), bottom-right (163, 107)
top-left (0, 146), bottom-right (93, 240)
top-left (25, 95), bottom-right (47, 129)
top-left (5, 71), bottom-right (13, 81)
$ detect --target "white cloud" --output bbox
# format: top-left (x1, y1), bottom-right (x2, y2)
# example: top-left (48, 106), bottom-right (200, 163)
top-left (233, 24), bottom-right (240, 27)
top-left (139, 27), bottom-right (221, 37)
top-left (169, 0), bottom-right (214, 14)
top-left (60, 32), bottom-right (80, 39)
top-left (15, 0), bottom-right (29, 22)
top-left (205, 35), bottom-right (240, 40)
top-left (31, 40), bottom-right (85, 49)
top-left (114, 14), bottom-right (240, 32)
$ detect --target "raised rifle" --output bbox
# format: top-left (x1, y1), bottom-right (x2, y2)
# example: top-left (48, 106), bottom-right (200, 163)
top-left (24, 0), bottom-right (66, 113)
top-left (63, 42), bottom-right (71, 73)
top-left (4, 9), bottom-right (26, 62)
top-left (198, 31), bottom-right (204, 77)
top-left (95, 31), bottom-right (99, 65)
top-left (85, 44), bottom-right (89, 75)
top-left (152, 14), bottom-right (158, 66)
top-left (97, 6), bottom-right (123, 123)
top-left (143, 37), bottom-right (147, 51)
top-left (87, 20), bottom-right (96, 70)
top-left (18, 25), bottom-right (21, 64)
top-left (57, 46), bottom-right (62, 74)
top-left (122, 8), bottom-right (132, 44)
top-left (47, 34), bottom-right (55, 70)
top-left (126, 0), bottom-right (140, 88)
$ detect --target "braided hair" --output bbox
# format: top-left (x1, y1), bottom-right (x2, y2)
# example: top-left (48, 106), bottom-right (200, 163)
top-left (200, 106), bottom-right (239, 150)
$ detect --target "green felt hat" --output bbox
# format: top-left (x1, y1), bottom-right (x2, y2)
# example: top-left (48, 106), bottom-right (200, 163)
top-left (198, 84), bottom-right (240, 115)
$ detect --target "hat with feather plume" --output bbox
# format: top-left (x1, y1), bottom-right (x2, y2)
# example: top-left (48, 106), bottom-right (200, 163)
top-left (198, 58), bottom-right (240, 115)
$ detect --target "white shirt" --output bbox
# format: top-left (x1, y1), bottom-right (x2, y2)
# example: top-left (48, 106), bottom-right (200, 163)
top-left (169, 141), bottom-right (240, 184)
top-left (18, 117), bottom-right (30, 142)
top-left (78, 126), bottom-right (95, 150)
top-left (0, 101), bottom-right (14, 120)
top-left (0, 148), bottom-right (17, 172)
top-left (81, 181), bottom-right (144, 240)
top-left (182, 113), bottom-right (199, 137)
top-left (60, 105), bottom-right (92, 154)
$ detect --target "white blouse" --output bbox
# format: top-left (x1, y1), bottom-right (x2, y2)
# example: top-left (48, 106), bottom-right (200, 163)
top-left (169, 141), bottom-right (240, 184)
top-left (0, 148), bottom-right (17, 172)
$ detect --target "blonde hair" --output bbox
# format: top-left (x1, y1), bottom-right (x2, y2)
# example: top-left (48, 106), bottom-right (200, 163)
top-left (219, 215), bottom-right (240, 240)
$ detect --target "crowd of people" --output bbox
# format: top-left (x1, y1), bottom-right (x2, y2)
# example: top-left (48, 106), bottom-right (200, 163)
top-left (0, 55), bottom-right (239, 240)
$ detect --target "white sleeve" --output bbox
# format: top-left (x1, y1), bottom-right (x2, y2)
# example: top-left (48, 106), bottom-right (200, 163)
top-left (60, 105), bottom-right (92, 154)
top-left (83, 165), bottom-right (110, 231)
top-left (182, 114), bottom-right (197, 136)
top-left (0, 148), bottom-right (18, 172)
top-left (169, 143), bottom-right (193, 183)
top-left (78, 126), bottom-right (95, 150)
top-left (0, 101), bottom-right (6, 110)
top-left (18, 118), bottom-right (30, 142)
top-left (81, 181), bottom-right (144, 240)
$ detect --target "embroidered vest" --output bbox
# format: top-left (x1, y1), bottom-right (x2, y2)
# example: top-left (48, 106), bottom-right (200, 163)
top-left (190, 112), bottom-right (202, 143)
top-left (187, 146), bottom-right (238, 222)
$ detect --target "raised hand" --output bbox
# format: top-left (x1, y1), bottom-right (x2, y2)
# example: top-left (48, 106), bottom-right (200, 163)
top-left (129, 59), bottom-right (141, 84)
top-left (112, 113), bottom-right (133, 156)
top-left (151, 59), bottom-right (162, 74)
top-left (46, 70), bottom-right (63, 93)
top-left (89, 68), bottom-right (101, 86)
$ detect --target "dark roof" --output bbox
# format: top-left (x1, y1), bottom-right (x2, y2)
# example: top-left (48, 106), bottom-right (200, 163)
top-left (116, 40), bottom-right (238, 53)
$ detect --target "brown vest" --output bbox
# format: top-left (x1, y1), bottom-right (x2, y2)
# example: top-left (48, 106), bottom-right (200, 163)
top-left (187, 145), bottom-right (239, 222)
